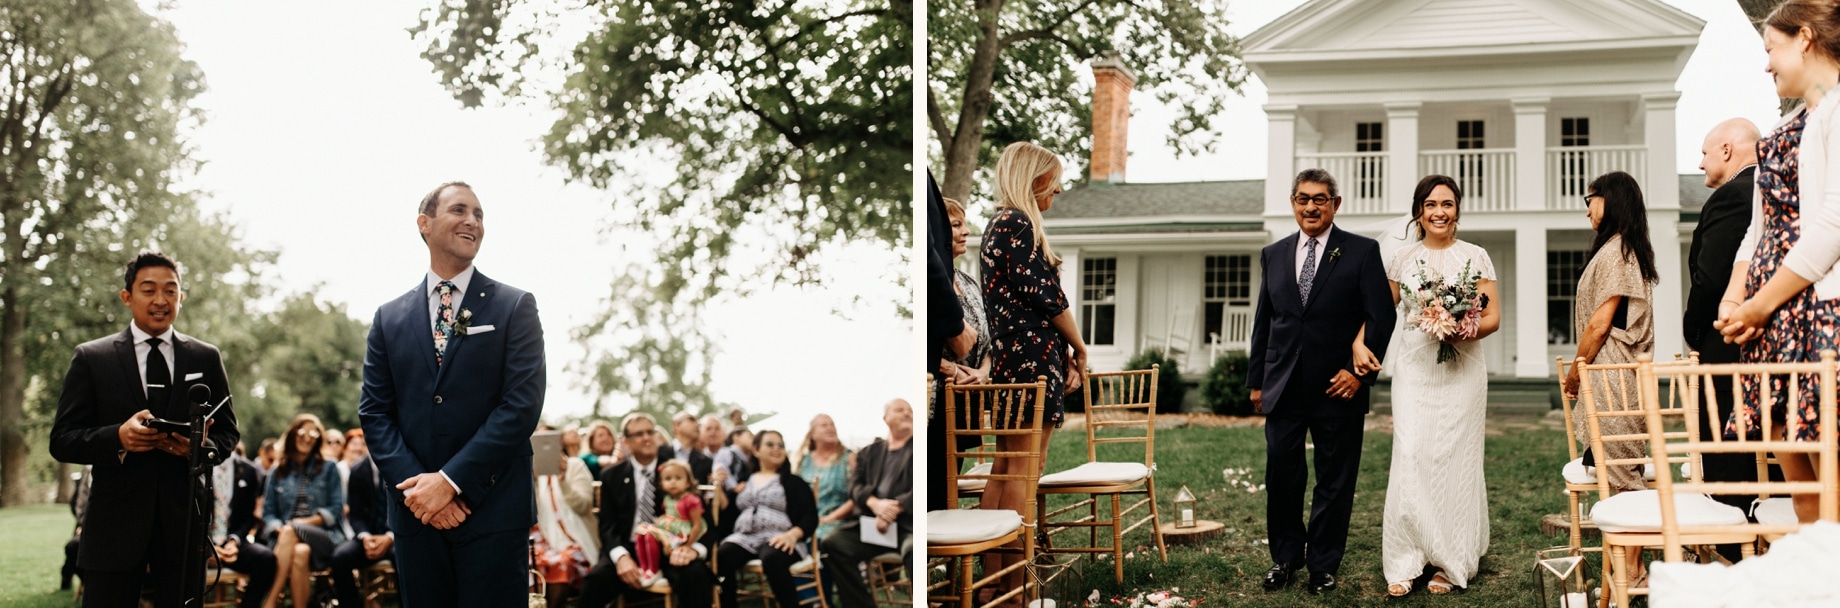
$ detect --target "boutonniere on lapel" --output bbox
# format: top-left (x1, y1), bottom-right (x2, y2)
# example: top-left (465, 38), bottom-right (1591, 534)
top-left (453, 308), bottom-right (475, 336)
top-left (1328, 247), bottom-right (1342, 261)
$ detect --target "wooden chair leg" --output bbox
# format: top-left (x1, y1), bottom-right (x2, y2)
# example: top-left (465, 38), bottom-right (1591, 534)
top-left (1609, 545), bottom-right (1629, 608)
top-left (1567, 490), bottom-right (1584, 555)
top-left (959, 556), bottom-right (974, 608)
top-left (1111, 492), bottom-right (1125, 584)
top-left (1088, 498), bottom-right (1099, 564)
top-left (1148, 478), bottom-right (1168, 563)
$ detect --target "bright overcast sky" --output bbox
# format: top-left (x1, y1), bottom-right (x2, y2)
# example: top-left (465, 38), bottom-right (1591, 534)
top-left (156, 0), bottom-right (912, 449)
top-left (1119, 0), bottom-right (1781, 183)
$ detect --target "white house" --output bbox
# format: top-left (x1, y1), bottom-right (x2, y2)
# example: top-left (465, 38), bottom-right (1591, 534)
top-left (1012, 0), bottom-right (1720, 381)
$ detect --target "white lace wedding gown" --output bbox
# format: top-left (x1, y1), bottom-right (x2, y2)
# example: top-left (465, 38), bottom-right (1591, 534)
top-left (1381, 240), bottom-right (1493, 588)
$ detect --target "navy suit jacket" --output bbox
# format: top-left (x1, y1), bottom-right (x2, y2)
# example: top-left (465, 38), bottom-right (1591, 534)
top-left (49, 328), bottom-right (239, 571)
top-left (1246, 226), bottom-right (1396, 416)
top-left (359, 270), bottom-right (545, 539)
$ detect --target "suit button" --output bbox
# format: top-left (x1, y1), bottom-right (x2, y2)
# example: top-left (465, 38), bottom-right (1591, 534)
top-left (488, 474), bottom-right (497, 486)
top-left (433, 396), bottom-right (443, 405)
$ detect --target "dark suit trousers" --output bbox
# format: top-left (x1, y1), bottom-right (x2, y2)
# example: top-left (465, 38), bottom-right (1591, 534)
top-left (576, 550), bottom-right (715, 607)
top-left (717, 542), bottom-right (800, 608)
top-left (330, 538), bottom-right (391, 608)
top-left (81, 511), bottom-right (202, 607)
top-left (217, 539), bottom-right (276, 608)
top-left (393, 526), bottom-right (526, 608)
top-left (1265, 411), bottom-right (1366, 574)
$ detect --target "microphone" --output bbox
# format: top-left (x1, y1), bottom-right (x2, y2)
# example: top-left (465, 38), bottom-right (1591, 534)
top-left (188, 384), bottom-right (212, 406)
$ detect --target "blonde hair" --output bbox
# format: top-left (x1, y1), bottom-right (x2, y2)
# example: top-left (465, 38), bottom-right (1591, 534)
top-left (993, 141), bottom-right (1064, 268)
top-left (943, 197), bottom-right (965, 220)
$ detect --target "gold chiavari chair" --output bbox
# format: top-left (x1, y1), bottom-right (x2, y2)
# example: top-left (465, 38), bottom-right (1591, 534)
top-left (926, 377), bottom-right (1047, 608)
top-left (1581, 354), bottom-right (1753, 608)
top-left (1647, 351), bottom-right (1839, 562)
top-left (1036, 366), bottom-right (1167, 584)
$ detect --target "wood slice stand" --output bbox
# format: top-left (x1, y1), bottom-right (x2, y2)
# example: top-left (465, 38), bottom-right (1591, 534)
top-left (1156, 520), bottom-right (1226, 545)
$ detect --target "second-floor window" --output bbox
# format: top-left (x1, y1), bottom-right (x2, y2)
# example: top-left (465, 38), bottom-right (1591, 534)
top-left (1356, 122), bottom-right (1383, 199)
top-left (1202, 254), bottom-right (1253, 345)
top-left (1547, 250), bottom-right (1588, 345)
top-left (1457, 120), bottom-right (1485, 192)
top-left (1560, 117), bottom-right (1591, 197)
top-left (1082, 257), bottom-right (1117, 346)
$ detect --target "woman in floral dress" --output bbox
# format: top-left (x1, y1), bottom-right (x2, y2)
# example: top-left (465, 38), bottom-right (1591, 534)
top-left (977, 141), bottom-right (1089, 599)
top-left (1716, 2), bottom-right (1840, 523)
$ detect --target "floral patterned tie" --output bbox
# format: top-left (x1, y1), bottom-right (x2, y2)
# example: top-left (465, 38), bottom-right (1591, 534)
top-left (1299, 238), bottom-right (1319, 306)
top-left (433, 281), bottom-right (457, 366)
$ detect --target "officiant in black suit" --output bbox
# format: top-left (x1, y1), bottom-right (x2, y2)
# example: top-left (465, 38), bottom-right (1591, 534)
top-left (1246, 169), bottom-right (1395, 595)
top-left (50, 251), bottom-right (239, 607)
top-left (1686, 118), bottom-right (1762, 521)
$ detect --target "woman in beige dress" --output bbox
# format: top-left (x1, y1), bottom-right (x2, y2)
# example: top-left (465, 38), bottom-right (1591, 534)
top-left (1559, 171), bottom-right (1658, 493)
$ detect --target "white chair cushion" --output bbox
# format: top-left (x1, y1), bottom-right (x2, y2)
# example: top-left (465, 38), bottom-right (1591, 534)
top-left (1754, 497), bottom-right (1799, 527)
top-left (1561, 457), bottom-right (1659, 485)
top-left (1590, 489), bottom-right (1748, 533)
top-left (958, 462), bottom-right (992, 491)
top-left (1039, 462), bottom-right (1150, 487)
top-left (928, 509), bottom-right (1022, 545)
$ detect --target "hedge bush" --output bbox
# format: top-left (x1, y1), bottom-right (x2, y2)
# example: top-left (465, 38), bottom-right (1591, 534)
top-left (1201, 351), bottom-right (1254, 416)
top-left (1123, 349), bottom-right (1187, 414)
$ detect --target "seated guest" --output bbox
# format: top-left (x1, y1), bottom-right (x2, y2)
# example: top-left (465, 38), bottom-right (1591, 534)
top-left (726, 407), bottom-right (749, 433)
top-left (581, 419), bottom-right (619, 482)
top-left (226, 445), bottom-right (266, 544)
top-left (716, 430), bottom-right (818, 608)
top-left (712, 428), bottom-right (755, 494)
top-left (668, 412), bottom-right (699, 461)
top-left (329, 453), bottom-right (393, 608)
top-left (256, 437), bottom-right (279, 473)
top-left (562, 423), bottom-right (583, 457)
top-left (796, 414), bottom-right (856, 542)
top-left (823, 399), bottom-right (914, 607)
top-left (210, 451), bottom-right (277, 608)
top-left (657, 426), bottom-right (715, 487)
top-left (576, 414), bottom-right (715, 607)
top-left (262, 414), bottom-right (346, 607)
top-left (696, 415), bottom-right (725, 461)
top-left (342, 429), bottom-right (368, 469)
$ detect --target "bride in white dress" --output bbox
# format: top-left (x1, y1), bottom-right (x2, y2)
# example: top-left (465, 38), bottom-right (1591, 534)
top-left (1354, 175), bottom-right (1501, 596)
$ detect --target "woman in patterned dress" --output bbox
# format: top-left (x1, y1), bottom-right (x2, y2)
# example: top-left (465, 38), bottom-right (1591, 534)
top-left (977, 141), bottom-right (1088, 599)
top-left (1560, 171), bottom-right (1659, 494)
top-left (943, 197), bottom-right (993, 384)
top-left (715, 430), bottom-right (817, 608)
top-left (1716, 1), bottom-right (1840, 524)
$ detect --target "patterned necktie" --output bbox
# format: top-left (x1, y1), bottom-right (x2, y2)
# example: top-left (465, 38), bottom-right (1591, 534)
top-left (1299, 237), bottom-right (1319, 306)
top-left (145, 337), bottom-right (171, 411)
top-left (633, 465), bottom-right (655, 540)
top-left (433, 281), bottom-right (457, 366)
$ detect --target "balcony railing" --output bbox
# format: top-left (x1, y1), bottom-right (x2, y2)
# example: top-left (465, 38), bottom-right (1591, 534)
top-left (1419, 148), bottom-right (1515, 212)
top-left (1545, 145), bottom-right (1645, 209)
top-left (1294, 152), bottom-right (1387, 214)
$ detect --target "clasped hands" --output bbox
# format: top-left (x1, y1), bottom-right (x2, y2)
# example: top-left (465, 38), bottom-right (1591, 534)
top-left (118, 410), bottom-right (209, 457)
top-left (1713, 298), bottom-right (1770, 345)
top-left (397, 472), bottom-right (470, 530)
top-left (866, 496), bottom-right (903, 534)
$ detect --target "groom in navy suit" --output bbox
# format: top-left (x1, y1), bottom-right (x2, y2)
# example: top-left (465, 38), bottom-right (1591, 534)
top-left (1247, 169), bottom-right (1395, 595)
top-left (360, 181), bottom-right (545, 607)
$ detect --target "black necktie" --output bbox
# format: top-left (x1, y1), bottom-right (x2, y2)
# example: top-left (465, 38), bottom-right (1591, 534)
top-left (145, 337), bottom-right (171, 413)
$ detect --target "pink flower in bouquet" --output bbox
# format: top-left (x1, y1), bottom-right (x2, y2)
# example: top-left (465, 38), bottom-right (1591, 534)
top-left (1455, 307), bottom-right (1482, 340)
top-left (1414, 303), bottom-right (1457, 340)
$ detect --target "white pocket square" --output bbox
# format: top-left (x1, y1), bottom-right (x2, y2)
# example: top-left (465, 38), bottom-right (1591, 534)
top-left (184, 372), bottom-right (203, 381)
top-left (466, 325), bottom-right (495, 335)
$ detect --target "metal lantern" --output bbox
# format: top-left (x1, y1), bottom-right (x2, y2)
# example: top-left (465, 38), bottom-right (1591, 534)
top-left (1532, 546), bottom-right (1591, 608)
top-left (1174, 485), bottom-right (1197, 528)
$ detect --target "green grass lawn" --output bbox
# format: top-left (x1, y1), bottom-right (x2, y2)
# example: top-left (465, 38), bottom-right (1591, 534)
top-left (1036, 415), bottom-right (1575, 606)
top-left (0, 503), bottom-right (79, 608)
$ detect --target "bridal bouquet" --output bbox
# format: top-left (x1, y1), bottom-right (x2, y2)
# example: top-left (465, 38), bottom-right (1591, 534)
top-left (1407, 259), bottom-right (1489, 364)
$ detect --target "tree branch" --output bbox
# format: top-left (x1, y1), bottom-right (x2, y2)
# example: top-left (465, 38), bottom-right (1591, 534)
top-left (927, 84), bottom-right (951, 153)
top-left (997, 0), bottom-right (1106, 50)
top-left (765, 9), bottom-right (881, 57)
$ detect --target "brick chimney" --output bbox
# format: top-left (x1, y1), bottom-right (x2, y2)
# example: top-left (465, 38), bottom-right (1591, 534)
top-left (1090, 53), bottom-right (1136, 184)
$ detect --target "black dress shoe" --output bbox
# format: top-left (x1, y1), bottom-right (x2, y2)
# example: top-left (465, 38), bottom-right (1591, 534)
top-left (1262, 563), bottom-right (1299, 591)
top-left (1308, 572), bottom-right (1338, 594)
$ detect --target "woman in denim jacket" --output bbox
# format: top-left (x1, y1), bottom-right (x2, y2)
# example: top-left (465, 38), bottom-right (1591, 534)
top-left (261, 414), bottom-right (346, 606)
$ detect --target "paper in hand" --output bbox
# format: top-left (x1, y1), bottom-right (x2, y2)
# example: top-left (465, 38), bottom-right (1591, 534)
top-left (860, 515), bottom-right (899, 548)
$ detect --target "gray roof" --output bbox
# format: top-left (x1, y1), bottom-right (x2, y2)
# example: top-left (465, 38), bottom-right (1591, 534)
top-left (1044, 175), bottom-right (1717, 220)
top-left (1044, 179), bottom-right (1265, 219)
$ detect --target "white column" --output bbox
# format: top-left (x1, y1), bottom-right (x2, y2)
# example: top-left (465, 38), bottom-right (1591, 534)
top-left (1643, 92), bottom-right (1685, 359)
top-left (1060, 246), bottom-right (1082, 334)
top-left (1385, 102), bottom-right (1422, 214)
top-left (1264, 104), bottom-right (1299, 223)
top-left (1515, 227), bottom-right (1551, 377)
top-left (1513, 98), bottom-right (1549, 211)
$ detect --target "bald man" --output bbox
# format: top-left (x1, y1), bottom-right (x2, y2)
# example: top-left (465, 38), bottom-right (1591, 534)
top-left (821, 399), bottom-right (913, 607)
top-left (1688, 118), bottom-right (1762, 539)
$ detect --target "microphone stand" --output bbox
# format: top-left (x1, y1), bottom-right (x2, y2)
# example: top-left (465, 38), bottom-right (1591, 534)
top-left (179, 385), bottom-right (220, 606)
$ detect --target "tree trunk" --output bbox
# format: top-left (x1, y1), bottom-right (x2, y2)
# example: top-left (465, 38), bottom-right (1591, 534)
top-left (0, 284), bottom-right (30, 506)
top-left (940, 0), bottom-right (1007, 203)
top-left (54, 462), bottom-right (72, 504)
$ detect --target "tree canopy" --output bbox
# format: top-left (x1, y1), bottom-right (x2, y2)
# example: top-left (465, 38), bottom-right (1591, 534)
top-left (413, 0), bottom-right (910, 418)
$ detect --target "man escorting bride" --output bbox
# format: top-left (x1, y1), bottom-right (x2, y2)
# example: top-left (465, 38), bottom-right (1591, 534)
top-left (1357, 175), bottom-right (1501, 596)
